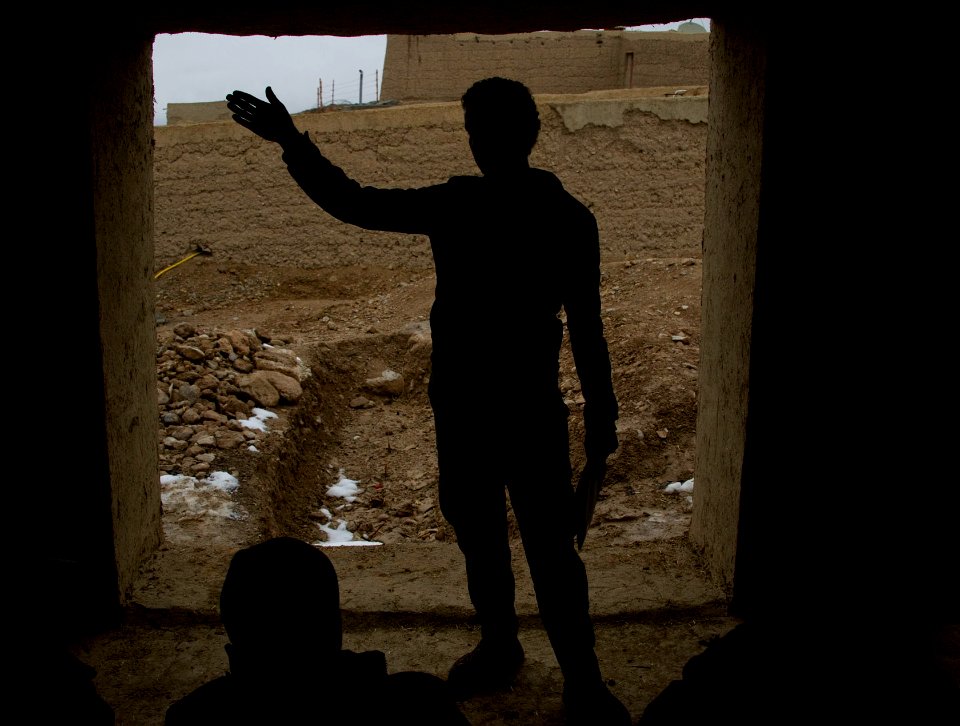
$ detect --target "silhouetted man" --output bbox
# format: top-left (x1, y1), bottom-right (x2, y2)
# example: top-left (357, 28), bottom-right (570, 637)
top-left (226, 77), bottom-right (629, 724)
top-left (165, 536), bottom-right (468, 725)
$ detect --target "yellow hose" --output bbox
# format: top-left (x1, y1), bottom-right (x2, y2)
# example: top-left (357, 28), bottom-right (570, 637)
top-left (154, 249), bottom-right (204, 279)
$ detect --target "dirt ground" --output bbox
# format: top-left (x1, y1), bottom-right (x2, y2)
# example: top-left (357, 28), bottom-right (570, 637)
top-left (72, 248), bottom-right (742, 724)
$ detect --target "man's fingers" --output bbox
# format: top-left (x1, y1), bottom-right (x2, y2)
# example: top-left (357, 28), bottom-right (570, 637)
top-left (231, 117), bottom-right (258, 135)
top-left (265, 86), bottom-right (287, 111)
top-left (227, 86), bottom-right (296, 144)
top-left (226, 98), bottom-right (261, 119)
top-left (227, 90), bottom-right (262, 106)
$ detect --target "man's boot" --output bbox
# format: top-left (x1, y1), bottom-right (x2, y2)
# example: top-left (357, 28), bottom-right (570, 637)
top-left (446, 637), bottom-right (525, 701)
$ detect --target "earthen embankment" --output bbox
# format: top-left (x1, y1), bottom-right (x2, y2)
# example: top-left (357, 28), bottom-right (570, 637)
top-left (154, 87), bottom-right (707, 270)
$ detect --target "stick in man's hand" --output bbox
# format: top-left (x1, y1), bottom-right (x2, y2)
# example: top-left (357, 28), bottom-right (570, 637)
top-left (574, 461), bottom-right (606, 550)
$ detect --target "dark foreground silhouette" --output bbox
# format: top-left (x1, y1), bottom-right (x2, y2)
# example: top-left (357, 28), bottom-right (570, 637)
top-left (226, 77), bottom-right (630, 724)
top-left (165, 537), bottom-right (469, 725)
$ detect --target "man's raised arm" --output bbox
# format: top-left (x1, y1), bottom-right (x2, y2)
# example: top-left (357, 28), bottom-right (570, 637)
top-left (226, 87), bottom-right (434, 235)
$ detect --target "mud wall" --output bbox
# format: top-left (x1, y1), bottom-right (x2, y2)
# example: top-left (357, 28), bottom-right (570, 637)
top-left (154, 88), bottom-right (707, 271)
top-left (167, 100), bottom-right (232, 125)
top-left (380, 30), bottom-right (709, 102)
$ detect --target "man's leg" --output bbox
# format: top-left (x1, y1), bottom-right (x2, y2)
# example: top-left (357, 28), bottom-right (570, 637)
top-left (507, 411), bottom-right (631, 724)
top-left (434, 408), bottom-right (524, 697)
top-left (505, 412), bottom-right (600, 684)
top-left (438, 465), bottom-right (518, 644)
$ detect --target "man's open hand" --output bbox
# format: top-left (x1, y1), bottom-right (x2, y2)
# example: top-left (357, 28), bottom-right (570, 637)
top-left (225, 87), bottom-right (300, 146)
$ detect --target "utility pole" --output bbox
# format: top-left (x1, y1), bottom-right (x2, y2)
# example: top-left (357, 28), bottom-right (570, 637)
top-left (331, 80), bottom-right (334, 106)
top-left (359, 70), bottom-right (363, 104)
top-left (318, 78), bottom-right (323, 109)
top-left (375, 70), bottom-right (379, 101)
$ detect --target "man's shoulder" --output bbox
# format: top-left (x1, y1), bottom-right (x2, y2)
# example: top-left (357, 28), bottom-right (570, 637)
top-left (530, 168), bottom-right (589, 200)
top-left (529, 169), bottom-right (597, 227)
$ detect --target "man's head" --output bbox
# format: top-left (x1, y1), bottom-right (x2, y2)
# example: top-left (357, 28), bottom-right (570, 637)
top-left (219, 537), bottom-right (342, 661)
top-left (461, 77), bottom-right (540, 176)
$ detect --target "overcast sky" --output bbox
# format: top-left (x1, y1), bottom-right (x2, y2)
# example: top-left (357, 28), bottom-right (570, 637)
top-left (152, 20), bottom-right (710, 126)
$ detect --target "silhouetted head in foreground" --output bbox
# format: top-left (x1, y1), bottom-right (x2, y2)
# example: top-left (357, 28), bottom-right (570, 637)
top-left (462, 77), bottom-right (541, 177)
top-left (219, 536), bottom-right (342, 674)
top-left (168, 536), bottom-right (471, 725)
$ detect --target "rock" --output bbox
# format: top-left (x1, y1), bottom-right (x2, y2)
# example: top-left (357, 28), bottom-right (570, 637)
top-left (220, 396), bottom-right (251, 416)
top-left (173, 322), bottom-right (197, 338)
top-left (255, 347), bottom-right (298, 367)
top-left (254, 357), bottom-right (302, 381)
top-left (232, 358), bottom-right (255, 373)
top-left (260, 370), bottom-right (303, 403)
top-left (181, 407), bottom-right (202, 424)
top-left (175, 344), bottom-right (206, 361)
top-left (157, 388), bottom-right (170, 405)
top-left (201, 410), bottom-right (228, 424)
top-left (215, 336), bottom-right (235, 355)
top-left (176, 383), bottom-right (201, 405)
top-left (364, 369), bottom-right (405, 397)
top-left (408, 331), bottom-right (432, 354)
top-left (215, 431), bottom-right (246, 449)
top-left (224, 329), bottom-right (261, 357)
top-left (197, 374), bottom-right (219, 391)
top-left (161, 412), bottom-right (181, 425)
top-left (169, 426), bottom-right (194, 441)
top-left (194, 434), bottom-right (216, 447)
top-left (237, 372), bottom-right (281, 408)
top-left (163, 436), bottom-right (188, 450)
top-left (349, 396), bottom-right (375, 409)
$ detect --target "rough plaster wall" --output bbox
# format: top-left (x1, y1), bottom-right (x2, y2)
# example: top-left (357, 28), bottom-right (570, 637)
top-left (381, 31), bottom-right (708, 102)
top-left (688, 21), bottom-right (762, 595)
top-left (154, 92), bottom-right (706, 270)
top-left (622, 34), bottom-right (710, 89)
top-left (93, 35), bottom-right (163, 603)
top-left (167, 100), bottom-right (232, 125)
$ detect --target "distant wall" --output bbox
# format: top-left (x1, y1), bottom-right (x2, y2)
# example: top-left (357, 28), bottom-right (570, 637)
top-left (380, 30), bottom-right (709, 102)
top-left (167, 101), bottom-right (232, 125)
top-left (154, 88), bottom-right (707, 271)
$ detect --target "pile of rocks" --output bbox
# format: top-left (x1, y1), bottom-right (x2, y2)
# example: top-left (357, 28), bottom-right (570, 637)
top-left (156, 322), bottom-right (310, 476)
